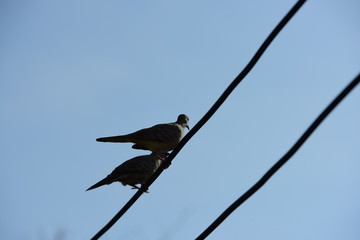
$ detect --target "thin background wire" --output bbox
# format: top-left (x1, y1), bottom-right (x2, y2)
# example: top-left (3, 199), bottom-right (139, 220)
top-left (195, 74), bottom-right (360, 239)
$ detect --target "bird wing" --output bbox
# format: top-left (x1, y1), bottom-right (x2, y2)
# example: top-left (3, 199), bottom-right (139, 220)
top-left (128, 123), bottom-right (182, 142)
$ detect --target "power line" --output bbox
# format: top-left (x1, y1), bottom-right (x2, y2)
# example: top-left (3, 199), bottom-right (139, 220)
top-left (195, 74), bottom-right (360, 240)
top-left (90, 0), bottom-right (307, 239)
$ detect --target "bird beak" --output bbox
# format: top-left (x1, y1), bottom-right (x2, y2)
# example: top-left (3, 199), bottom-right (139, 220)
top-left (186, 125), bottom-right (190, 130)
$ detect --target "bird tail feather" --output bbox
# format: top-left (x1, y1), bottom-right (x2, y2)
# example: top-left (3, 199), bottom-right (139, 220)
top-left (96, 135), bottom-right (132, 143)
top-left (86, 178), bottom-right (110, 191)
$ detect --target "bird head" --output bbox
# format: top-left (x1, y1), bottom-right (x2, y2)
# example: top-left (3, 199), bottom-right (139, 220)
top-left (177, 114), bottom-right (190, 130)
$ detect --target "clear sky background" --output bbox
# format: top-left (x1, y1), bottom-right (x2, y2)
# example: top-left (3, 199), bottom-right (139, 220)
top-left (1, 0), bottom-right (359, 239)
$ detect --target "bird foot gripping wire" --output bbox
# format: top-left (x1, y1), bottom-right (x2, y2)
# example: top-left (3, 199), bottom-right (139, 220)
top-left (132, 185), bottom-right (149, 193)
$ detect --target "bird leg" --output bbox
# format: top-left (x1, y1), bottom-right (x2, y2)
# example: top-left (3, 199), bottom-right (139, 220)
top-left (131, 185), bottom-right (149, 193)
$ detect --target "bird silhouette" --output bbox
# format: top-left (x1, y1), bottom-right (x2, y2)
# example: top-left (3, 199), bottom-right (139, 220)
top-left (86, 152), bottom-right (169, 192)
top-left (96, 114), bottom-right (189, 153)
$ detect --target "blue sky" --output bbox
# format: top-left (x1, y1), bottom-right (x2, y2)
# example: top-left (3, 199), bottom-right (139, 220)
top-left (1, 0), bottom-right (359, 239)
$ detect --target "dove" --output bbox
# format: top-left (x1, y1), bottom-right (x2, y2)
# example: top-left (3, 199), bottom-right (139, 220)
top-left (96, 114), bottom-right (189, 153)
top-left (86, 153), bottom-right (169, 192)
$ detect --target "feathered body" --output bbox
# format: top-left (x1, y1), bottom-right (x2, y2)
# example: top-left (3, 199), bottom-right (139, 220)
top-left (86, 153), bottom-right (168, 191)
top-left (96, 114), bottom-right (189, 153)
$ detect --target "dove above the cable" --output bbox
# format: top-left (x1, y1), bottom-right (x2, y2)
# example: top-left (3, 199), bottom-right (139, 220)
top-left (96, 114), bottom-right (190, 153)
top-left (86, 152), bottom-right (170, 192)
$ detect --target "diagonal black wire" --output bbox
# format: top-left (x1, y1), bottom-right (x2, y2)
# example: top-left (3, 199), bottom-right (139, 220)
top-left (195, 74), bottom-right (360, 240)
top-left (90, 0), bottom-right (306, 239)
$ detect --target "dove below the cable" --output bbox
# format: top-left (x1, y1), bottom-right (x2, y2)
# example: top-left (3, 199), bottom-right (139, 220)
top-left (86, 152), bottom-right (170, 193)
